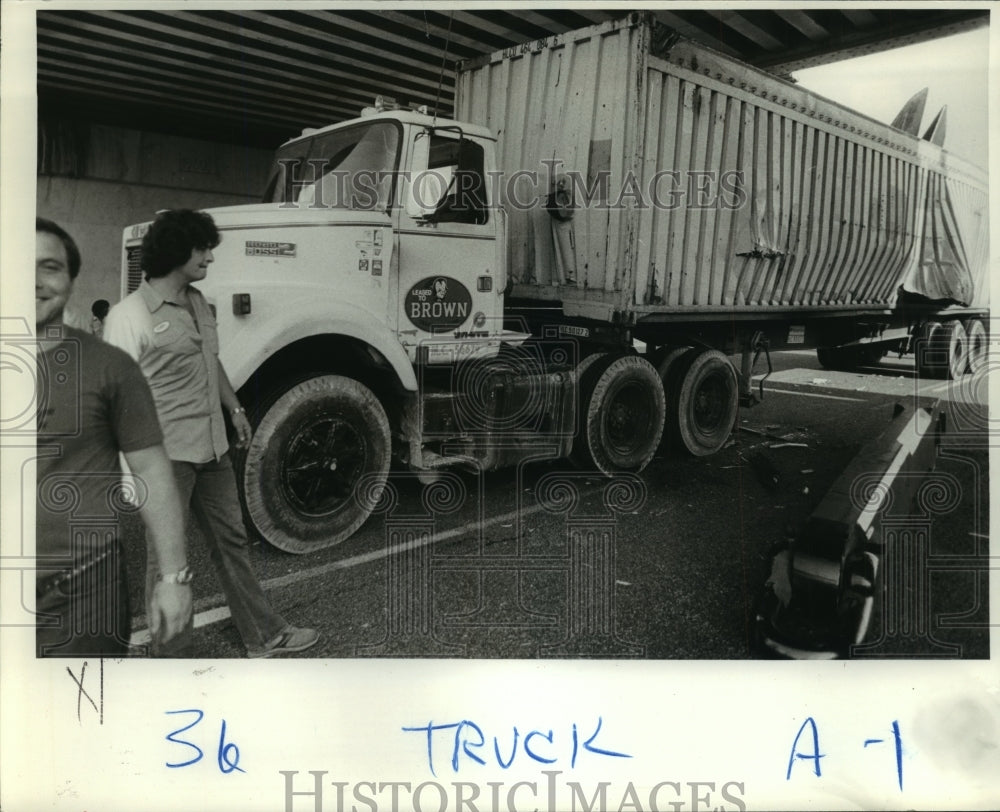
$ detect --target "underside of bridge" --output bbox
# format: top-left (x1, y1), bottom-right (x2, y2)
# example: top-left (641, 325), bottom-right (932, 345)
top-left (37, 7), bottom-right (989, 147)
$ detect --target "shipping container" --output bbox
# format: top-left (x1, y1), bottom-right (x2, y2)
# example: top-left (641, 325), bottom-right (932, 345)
top-left (456, 14), bottom-right (989, 324)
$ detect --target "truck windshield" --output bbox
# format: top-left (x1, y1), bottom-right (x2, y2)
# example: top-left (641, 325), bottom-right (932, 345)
top-left (264, 121), bottom-right (400, 211)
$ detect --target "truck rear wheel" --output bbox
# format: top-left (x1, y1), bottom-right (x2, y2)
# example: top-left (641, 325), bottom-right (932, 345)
top-left (572, 354), bottom-right (665, 474)
top-left (240, 375), bottom-right (391, 553)
top-left (965, 319), bottom-right (987, 373)
top-left (652, 345), bottom-right (692, 382)
top-left (651, 345), bottom-right (691, 451)
top-left (666, 348), bottom-right (738, 456)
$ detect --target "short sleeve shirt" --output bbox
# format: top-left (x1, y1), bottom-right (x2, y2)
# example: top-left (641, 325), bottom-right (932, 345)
top-left (36, 327), bottom-right (164, 565)
top-left (104, 281), bottom-right (228, 463)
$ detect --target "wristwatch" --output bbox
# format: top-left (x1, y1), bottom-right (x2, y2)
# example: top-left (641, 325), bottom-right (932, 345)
top-left (158, 565), bottom-right (194, 585)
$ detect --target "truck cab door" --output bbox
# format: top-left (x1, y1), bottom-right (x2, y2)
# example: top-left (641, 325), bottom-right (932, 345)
top-left (395, 128), bottom-right (504, 365)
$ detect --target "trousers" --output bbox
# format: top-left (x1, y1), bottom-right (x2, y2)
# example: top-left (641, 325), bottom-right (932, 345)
top-left (36, 540), bottom-right (131, 658)
top-left (149, 452), bottom-right (286, 656)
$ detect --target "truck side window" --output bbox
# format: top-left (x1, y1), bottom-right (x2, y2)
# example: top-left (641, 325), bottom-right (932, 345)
top-left (428, 135), bottom-right (488, 225)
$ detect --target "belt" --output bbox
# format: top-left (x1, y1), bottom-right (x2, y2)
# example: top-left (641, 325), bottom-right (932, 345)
top-left (36, 545), bottom-right (118, 598)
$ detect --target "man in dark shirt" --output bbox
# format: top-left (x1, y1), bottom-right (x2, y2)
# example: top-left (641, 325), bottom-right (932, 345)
top-left (35, 217), bottom-right (192, 657)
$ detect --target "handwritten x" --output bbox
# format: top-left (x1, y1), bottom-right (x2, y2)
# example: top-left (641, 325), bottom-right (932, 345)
top-left (65, 661), bottom-right (102, 724)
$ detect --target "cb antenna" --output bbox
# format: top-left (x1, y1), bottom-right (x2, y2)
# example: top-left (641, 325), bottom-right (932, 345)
top-left (432, 11), bottom-right (455, 126)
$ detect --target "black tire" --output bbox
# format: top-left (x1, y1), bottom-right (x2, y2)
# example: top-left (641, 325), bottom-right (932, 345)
top-left (667, 348), bottom-right (739, 457)
top-left (652, 345), bottom-right (692, 382)
top-left (568, 353), bottom-right (607, 469)
top-left (965, 319), bottom-right (987, 373)
top-left (239, 375), bottom-right (390, 553)
top-left (863, 345), bottom-right (888, 366)
top-left (650, 345), bottom-right (691, 450)
top-left (929, 320), bottom-right (969, 380)
top-left (816, 345), bottom-right (855, 370)
top-left (572, 354), bottom-right (665, 474)
top-left (816, 344), bottom-right (883, 370)
top-left (915, 320), bottom-right (942, 378)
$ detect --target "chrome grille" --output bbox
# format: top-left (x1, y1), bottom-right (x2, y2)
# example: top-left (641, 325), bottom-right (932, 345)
top-left (125, 245), bottom-right (143, 294)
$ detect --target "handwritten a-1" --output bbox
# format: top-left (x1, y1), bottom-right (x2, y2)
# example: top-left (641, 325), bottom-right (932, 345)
top-left (787, 716), bottom-right (904, 790)
top-left (402, 717), bottom-right (630, 776)
top-left (165, 709), bottom-right (245, 774)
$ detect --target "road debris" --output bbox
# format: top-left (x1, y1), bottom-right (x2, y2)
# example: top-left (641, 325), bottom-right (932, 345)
top-left (739, 425), bottom-right (788, 442)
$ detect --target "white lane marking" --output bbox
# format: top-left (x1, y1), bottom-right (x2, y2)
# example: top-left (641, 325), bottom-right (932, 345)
top-left (924, 383), bottom-right (952, 394)
top-left (130, 494), bottom-right (562, 643)
top-left (762, 387), bottom-right (864, 402)
top-left (856, 409), bottom-right (931, 533)
top-left (969, 532), bottom-right (989, 540)
top-left (131, 606), bottom-right (231, 647)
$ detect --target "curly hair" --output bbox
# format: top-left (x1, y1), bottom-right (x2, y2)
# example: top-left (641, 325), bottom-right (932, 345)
top-left (36, 217), bottom-right (82, 279)
top-left (141, 209), bottom-right (221, 278)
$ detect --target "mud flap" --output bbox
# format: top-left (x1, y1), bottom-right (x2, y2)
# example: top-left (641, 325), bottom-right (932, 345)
top-left (755, 400), bottom-right (945, 659)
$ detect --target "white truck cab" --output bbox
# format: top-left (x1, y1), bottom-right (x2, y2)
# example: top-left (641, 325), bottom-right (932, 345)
top-left (120, 102), bottom-right (580, 554)
top-left (262, 107), bottom-right (519, 367)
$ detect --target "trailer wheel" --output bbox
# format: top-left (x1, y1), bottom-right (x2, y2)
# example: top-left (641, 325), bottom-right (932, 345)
top-left (816, 345), bottom-right (856, 370)
top-left (915, 321), bottom-right (942, 378)
top-left (667, 348), bottom-right (739, 456)
top-left (239, 375), bottom-right (391, 553)
top-left (816, 345), bottom-right (885, 370)
top-left (965, 319), bottom-right (987, 373)
top-left (572, 355), bottom-right (665, 474)
top-left (928, 320), bottom-right (969, 380)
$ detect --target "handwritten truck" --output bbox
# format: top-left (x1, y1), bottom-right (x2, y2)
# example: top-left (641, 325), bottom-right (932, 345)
top-left (120, 15), bottom-right (988, 579)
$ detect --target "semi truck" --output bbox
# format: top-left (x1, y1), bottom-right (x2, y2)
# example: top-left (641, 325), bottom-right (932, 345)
top-left (120, 14), bottom-right (989, 554)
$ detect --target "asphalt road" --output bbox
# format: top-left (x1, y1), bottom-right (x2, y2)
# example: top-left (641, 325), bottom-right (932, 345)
top-left (121, 349), bottom-right (990, 659)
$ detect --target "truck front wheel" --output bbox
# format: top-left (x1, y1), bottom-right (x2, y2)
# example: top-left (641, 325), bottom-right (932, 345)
top-left (240, 375), bottom-right (391, 553)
